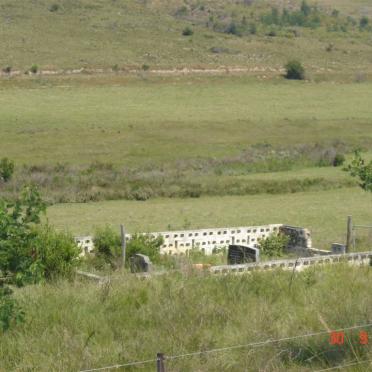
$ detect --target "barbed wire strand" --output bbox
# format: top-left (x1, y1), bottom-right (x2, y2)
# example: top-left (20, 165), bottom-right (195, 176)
top-left (314, 359), bottom-right (372, 371)
top-left (80, 322), bottom-right (372, 372)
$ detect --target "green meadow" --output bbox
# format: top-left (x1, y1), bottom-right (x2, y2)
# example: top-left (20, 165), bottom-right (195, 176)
top-left (1, 75), bottom-right (372, 165)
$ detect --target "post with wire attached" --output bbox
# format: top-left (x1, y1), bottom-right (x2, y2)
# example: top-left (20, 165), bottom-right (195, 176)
top-left (346, 216), bottom-right (352, 253)
top-left (120, 224), bottom-right (126, 268)
top-left (157, 353), bottom-right (166, 372)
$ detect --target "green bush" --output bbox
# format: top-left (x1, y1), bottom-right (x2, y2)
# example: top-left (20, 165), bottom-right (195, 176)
top-left (2, 66), bottom-right (11, 74)
top-left (126, 233), bottom-right (163, 264)
top-left (93, 225), bottom-right (121, 268)
top-left (0, 287), bottom-right (24, 332)
top-left (30, 64), bottom-right (38, 74)
top-left (0, 158), bottom-right (14, 182)
top-left (0, 186), bottom-right (79, 285)
top-left (31, 225), bottom-right (80, 281)
top-left (259, 233), bottom-right (289, 259)
top-left (48, 4), bottom-right (59, 12)
top-left (333, 153), bottom-right (345, 167)
top-left (284, 60), bottom-right (305, 80)
top-left (182, 26), bottom-right (194, 36)
top-left (359, 16), bottom-right (369, 30)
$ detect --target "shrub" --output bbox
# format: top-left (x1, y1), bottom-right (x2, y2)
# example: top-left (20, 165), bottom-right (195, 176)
top-left (359, 16), bottom-right (369, 30)
top-left (2, 66), bottom-right (11, 74)
top-left (30, 64), bottom-right (38, 74)
top-left (182, 27), bottom-right (194, 36)
top-left (142, 64), bottom-right (150, 71)
top-left (225, 22), bottom-right (241, 36)
top-left (93, 225), bottom-right (121, 268)
top-left (126, 233), bottom-right (163, 264)
top-left (48, 4), bottom-right (59, 12)
top-left (0, 158), bottom-right (14, 182)
top-left (344, 150), bottom-right (372, 192)
top-left (284, 60), bottom-right (305, 80)
top-left (333, 153), bottom-right (345, 167)
top-left (259, 233), bottom-right (289, 258)
top-left (0, 288), bottom-right (24, 332)
top-left (31, 225), bottom-right (80, 281)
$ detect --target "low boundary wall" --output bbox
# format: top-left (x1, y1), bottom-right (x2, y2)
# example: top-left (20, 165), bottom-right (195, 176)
top-left (210, 251), bottom-right (372, 274)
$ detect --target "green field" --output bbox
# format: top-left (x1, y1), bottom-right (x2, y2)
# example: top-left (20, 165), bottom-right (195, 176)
top-left (47, 187), bottom-right (372, 250)
top-left (1, 75), bottom-right (372, 165)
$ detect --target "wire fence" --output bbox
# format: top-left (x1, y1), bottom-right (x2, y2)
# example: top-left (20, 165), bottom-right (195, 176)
top-left (80, 322), bottom-right (372, 372)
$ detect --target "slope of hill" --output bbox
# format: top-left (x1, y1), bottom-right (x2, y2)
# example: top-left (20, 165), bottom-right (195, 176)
top-left (0, 0), bottom-right (371, 77)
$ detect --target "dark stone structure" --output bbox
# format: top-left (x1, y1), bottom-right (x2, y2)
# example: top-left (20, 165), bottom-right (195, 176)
top-left (227, 245), bottom-right (260, 264)
top-left (130, 254), bottom-right (153, 273)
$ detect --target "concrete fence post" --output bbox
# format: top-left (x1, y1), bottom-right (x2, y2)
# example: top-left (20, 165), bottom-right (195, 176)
top-left (346, 216), bottom-right (352, 253)
top-left (120, 224), bottom-right (126, 268)
top-left (157, 353), bottom-right (166, 372)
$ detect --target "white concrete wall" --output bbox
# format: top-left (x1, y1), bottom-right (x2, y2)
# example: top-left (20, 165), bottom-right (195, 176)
top-left (74, 224), bottom-right (314, 257)
top-left (143, 224), bottom-right (283, 255)
top-left (75, 236), bottom-right (95, 257)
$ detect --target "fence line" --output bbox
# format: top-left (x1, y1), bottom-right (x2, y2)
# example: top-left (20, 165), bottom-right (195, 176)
top-left (79, 322), bottom-right (372, 372)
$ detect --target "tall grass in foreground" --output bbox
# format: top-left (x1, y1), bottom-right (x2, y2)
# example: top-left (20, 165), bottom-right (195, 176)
top-left (1, 265), bottom-right (372, 371)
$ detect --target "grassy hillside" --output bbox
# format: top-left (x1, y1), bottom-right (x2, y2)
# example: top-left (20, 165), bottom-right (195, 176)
top-left (0, 0), bottom-right (371, 78)
top-left (2, 265), bottom-right (372, 371)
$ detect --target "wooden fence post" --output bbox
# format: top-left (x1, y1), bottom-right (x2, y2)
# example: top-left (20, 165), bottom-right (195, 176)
top-left (157, 353), bottom-right (166, 372)
top-left (120, 225), bottom-right (126, 268)
top-left (346, 216), bottom-right (352, 253)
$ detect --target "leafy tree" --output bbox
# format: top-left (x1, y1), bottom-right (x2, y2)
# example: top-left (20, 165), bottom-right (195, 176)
top-left (0, 158), bottom-right (14, 182)
top-left (345, 151), bottom-right (372, 192)
top-left (0, 186), bottom-right (79, 284)
top-left (259, 233), bottom-right (289, 258)
top-left (284, 60), bottom-right (305, 80)
top-left (0, 186), bottom-right (79, 331)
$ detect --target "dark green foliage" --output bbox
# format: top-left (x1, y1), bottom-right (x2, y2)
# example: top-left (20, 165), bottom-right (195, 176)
top-left (333, 153), bottom-right (345, 167)
top-left (284, 60), bottom-right (305, 80)
top-left (0, 158), bottom-right (14, 182)
top-left (0, 186), bottom-right (79, 285)
top-left (93, 225), bottom-right (121, 268)
top-left (359, 16), bottom-right (369, 30)
top-left (226, 22), bottom-right (241, 36)
top-left (0, 287), bottom-right (24, 332)
top-left (182, 26), bottom-right (193, 36)
top-left (142, 64), bottom-right (150, 71)
top-left (261, 2), bottom-right (321, 29)
top-left (345, 151), bottom-right (372, 192)
top-left (31, 225), bottom-right (80, 281)
top-left (259, 233), bottom-right (289, 258)
top-left (92, 227), bottom-right (163, 268)
top-left (126, 233), bottom-right (163, 264)
top-left (49, 4), bottom-right (59, 12)
top-left (2, 66), bottom-right (11, 74)
top-left (175, 6), bottom-right (188, 17)
top-left (30, 64), bottom-right (38, 74)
